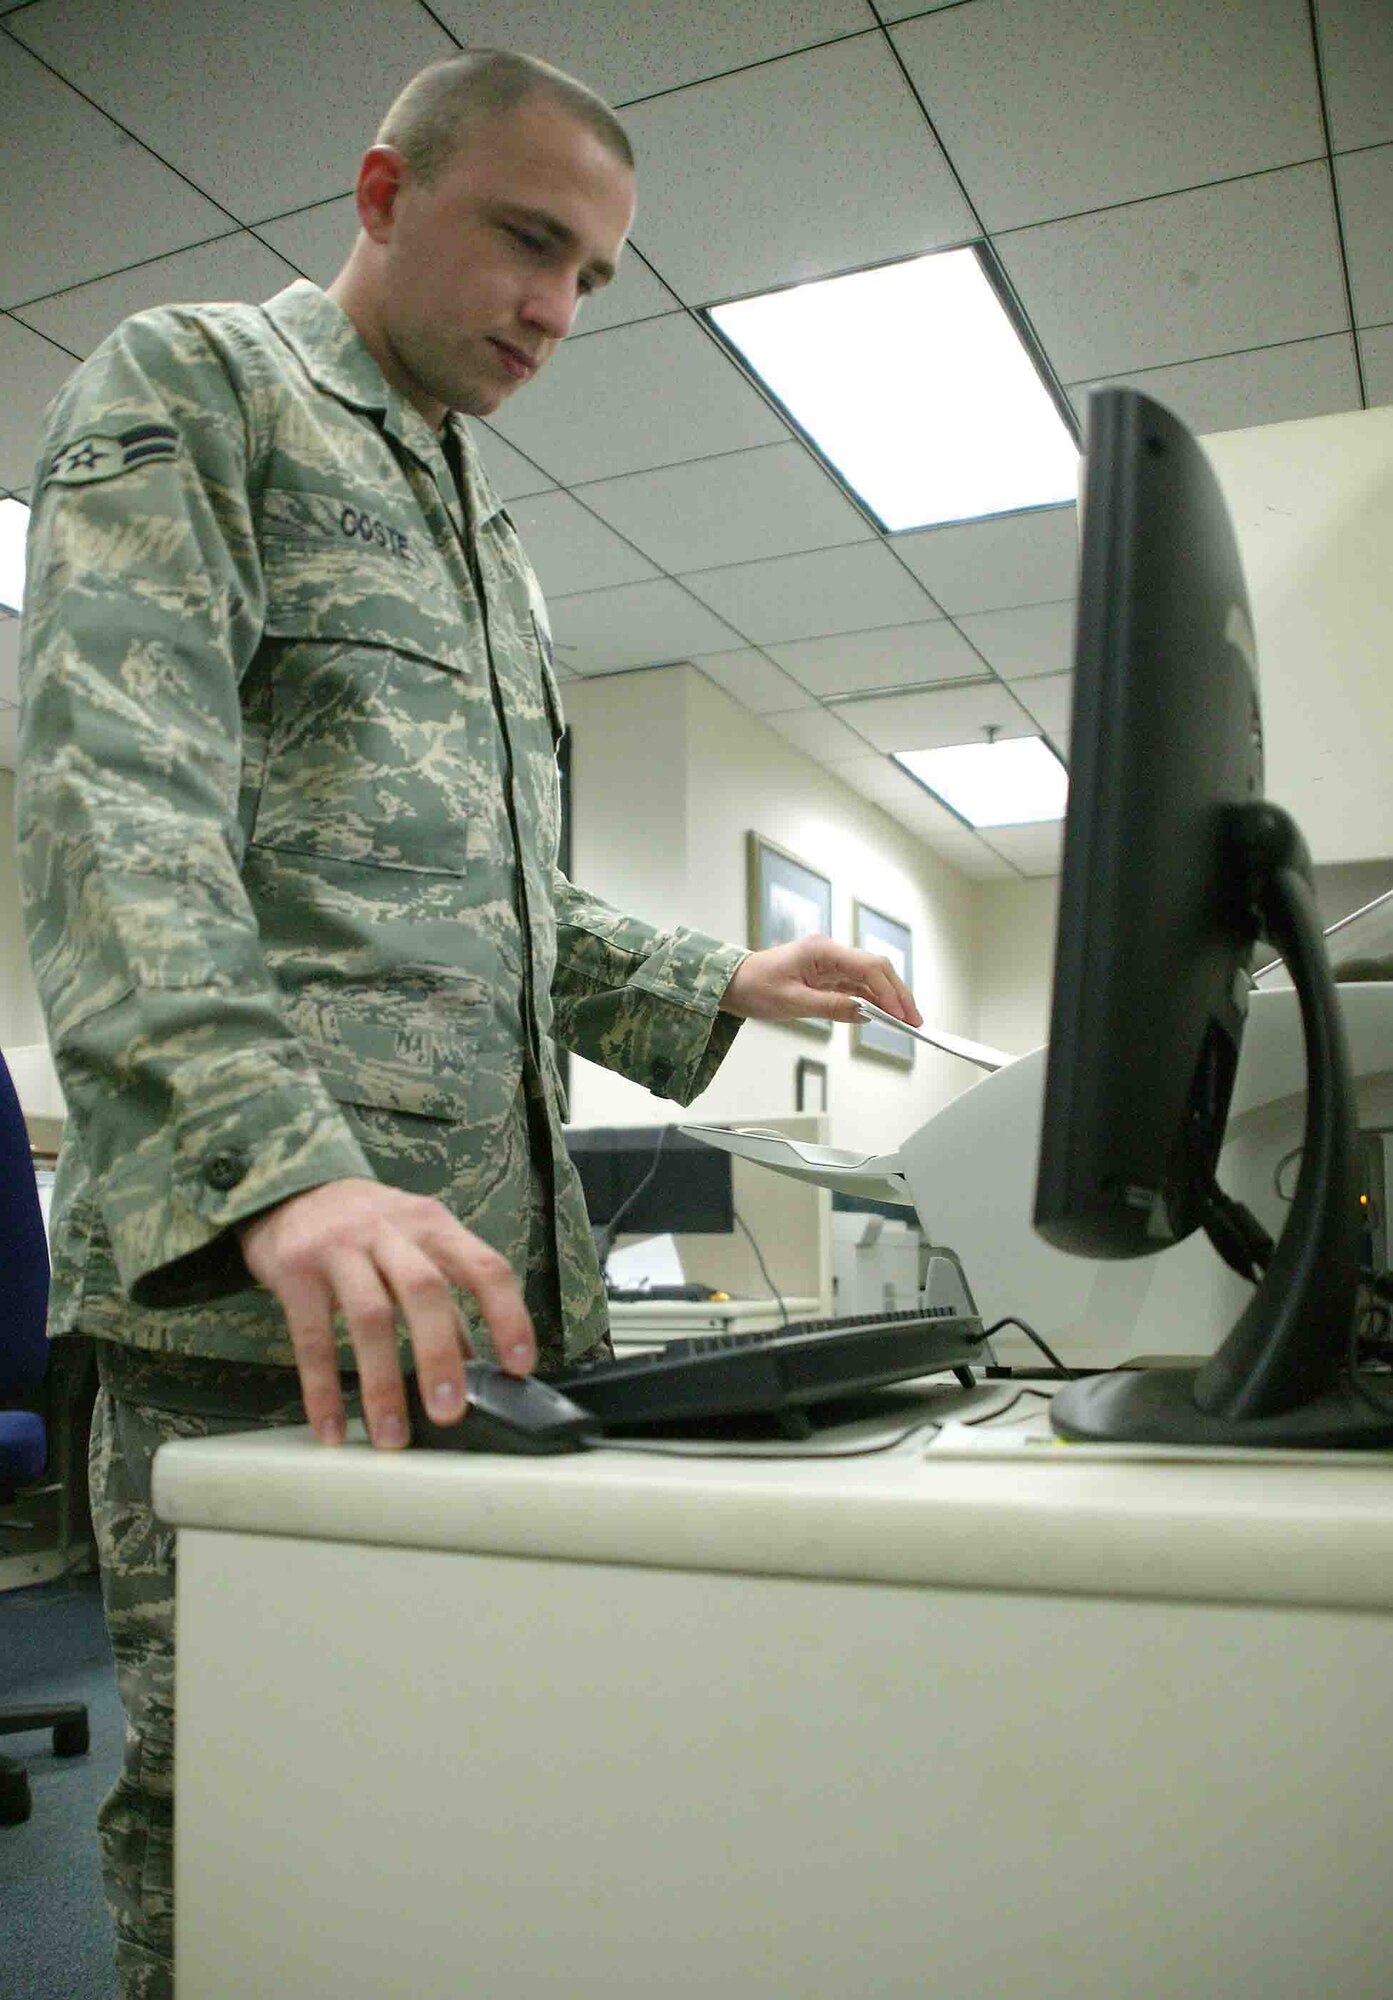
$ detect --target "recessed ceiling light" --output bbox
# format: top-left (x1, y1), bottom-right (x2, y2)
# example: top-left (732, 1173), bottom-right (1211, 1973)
top-left (895, 736), bottom-right (1068, 827)
top-left (708, 247), bottom-right (1079, 532)
top-left (0, 498), bottom-right (29, 614)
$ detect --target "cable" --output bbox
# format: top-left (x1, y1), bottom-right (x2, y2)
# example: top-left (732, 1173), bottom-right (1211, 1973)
top-left (956, 1387), bottom-right (1056, 1426)
top-left (591, 1385), bottom-right (1058, 1460)
top-left (734, 1209), bottom-right (789, 1325)
top-left (592, 1416), bottom-right (945, 1461)
top-left (1273, 1146), bottom-right (1302, 1204)
top-left (596, 1123), bottom-right (671, 1285)
top-left (591, 1382), bottom-right (1063, 1461)
top-left (978, 1316), bottom-right (1076, 1378)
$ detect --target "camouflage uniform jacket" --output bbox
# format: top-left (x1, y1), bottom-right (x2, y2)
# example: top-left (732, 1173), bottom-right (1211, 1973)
top-left (17, 280), bottom-right (746, 1370)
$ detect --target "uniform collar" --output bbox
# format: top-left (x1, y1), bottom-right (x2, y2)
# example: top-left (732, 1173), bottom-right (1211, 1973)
top-left (261, 280), bottom-right (510, 533)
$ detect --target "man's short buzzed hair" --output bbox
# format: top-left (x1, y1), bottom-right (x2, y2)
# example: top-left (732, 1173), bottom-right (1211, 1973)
top-left (377, 49), bottom-right (635, 183)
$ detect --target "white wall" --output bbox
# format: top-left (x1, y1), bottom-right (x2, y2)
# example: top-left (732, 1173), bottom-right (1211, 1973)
top-left (563, 665), bottom-right (981, 1156)
top-left (972, 877), bottom-right (1057, 1058)
top-left (1203, 402), bottom-right (1393, 867)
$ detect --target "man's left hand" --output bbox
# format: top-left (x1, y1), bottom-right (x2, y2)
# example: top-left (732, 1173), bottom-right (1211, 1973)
top-left (720, 935), bottom-right (922, 1029)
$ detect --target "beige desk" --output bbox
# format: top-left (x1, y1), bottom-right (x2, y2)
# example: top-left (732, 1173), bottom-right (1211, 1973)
top-left (154, 1391), bottom-right (1393, 2000)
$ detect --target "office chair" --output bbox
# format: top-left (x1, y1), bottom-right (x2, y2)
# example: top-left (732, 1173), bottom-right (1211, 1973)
top-left (0, 1049), bottom-right (89, 1827)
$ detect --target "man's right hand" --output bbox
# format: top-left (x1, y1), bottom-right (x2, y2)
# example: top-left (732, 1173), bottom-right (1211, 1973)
top-left (239, 1179), bottom-right (535, 1450)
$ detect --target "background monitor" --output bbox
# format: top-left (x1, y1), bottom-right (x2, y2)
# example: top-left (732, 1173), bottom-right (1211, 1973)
top-left (565, 1126), bottom-right (735, 1240)
top-left (1035, 387), bottom-right (1391, 1448)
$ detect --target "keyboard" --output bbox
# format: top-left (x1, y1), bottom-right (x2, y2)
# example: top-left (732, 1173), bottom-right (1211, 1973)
top-left (551, 1304), bottom-right (983, 1429)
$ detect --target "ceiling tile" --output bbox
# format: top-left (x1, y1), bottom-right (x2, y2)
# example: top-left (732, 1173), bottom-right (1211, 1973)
top-left (893, 507), bottom-right (1079, 615)
top-left (1334, 145), bottom-right (1393, 327)
top-left (1008, 671), bottom-right (1073, 737)
top-left (1360, 323), bottom-right (1393, 403)
top-left (12, 234), bottom-right (302, 359)
top-left (693, 650), bottom-right (816, 716)
top-left (0, 614), bottom-right (19, 703)
top-left (504, 490), bottom-right (659, 598)
top-left (424, 0), bottom-right (871, 106)
top-left (1315, 0), bottom-right (1393, 151)
top-left (877, 0), bottom-right (972, 19)
top-left (874, 786), bottom-right (965, 839)
top-left (763, 704), bottom-right (869, 763)
top-left (681, 541), bottom-right (935, 647)
top-left (823, 753), bottom-right (935, 807)
top-left (769, 618), bottom-right (981, 698)
top-left (0, 699), bottom-right (16, 771)
top-left (888, 808), bottom-right (1018, 877)
top-left (981, 821), bottom-right (1065, 876)
top-left (10, 0), bottom-right (452, 221)
top-left (618, 35), bottom-right (976, 307)
top-left (839, 679), bottom-right (1036, 754)
top-left (1068, 334), bottom-right (1362, 438)
top-left (0, 38), bottom-right (230, 308)
top-left (577, 443), bottom-right (872, 574)
top-left (0, 317), bottom-right (79, 490)
top-left (547, 578), bottom-right (741, 674)
top-left (253, 197), bottom-right (359, 289)
top-left (893, 0), bottom-right (1323, 233)
top-left (955, 599), bottom-right (1075, 681)
top-left (469, 423), bottom-right (557, 503)
top-left (997, 164), bottom-right (1348, 383)
top-left (486, 313), bottom-right (785, 485)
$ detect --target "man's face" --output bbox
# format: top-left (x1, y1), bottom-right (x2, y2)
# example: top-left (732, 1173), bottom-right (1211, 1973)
top-left (358, 94), bottom-right (636, 424)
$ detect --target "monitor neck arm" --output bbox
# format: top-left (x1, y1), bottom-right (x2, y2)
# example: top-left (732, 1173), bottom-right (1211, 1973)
top-left (1193, 803), bottom-right (1361, 1422)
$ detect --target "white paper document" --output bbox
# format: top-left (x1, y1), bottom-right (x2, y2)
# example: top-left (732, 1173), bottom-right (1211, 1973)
top-left (854, 1001), bottom-right (1012, 1073)
top-left (604, 1233), bottom-right (686, 1291)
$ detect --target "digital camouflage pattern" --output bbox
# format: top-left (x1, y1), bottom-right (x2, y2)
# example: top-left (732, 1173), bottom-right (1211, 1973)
top-left (18, 279), bottom-right (747, 1371)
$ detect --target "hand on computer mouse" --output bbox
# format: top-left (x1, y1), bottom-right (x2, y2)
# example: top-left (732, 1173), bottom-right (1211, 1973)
top-left (406, 1363), bottom-right (598, 1455)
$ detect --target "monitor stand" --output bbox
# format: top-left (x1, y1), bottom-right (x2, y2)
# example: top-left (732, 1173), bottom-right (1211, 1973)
top-left (1051, 804), bottom-right (1393, 1449)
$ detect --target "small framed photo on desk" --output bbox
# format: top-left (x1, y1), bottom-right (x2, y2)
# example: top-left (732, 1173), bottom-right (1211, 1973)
top-left (747, 833), bottom-right (834, 1039)
top-left (851, 901), bottom-right (914, 1067)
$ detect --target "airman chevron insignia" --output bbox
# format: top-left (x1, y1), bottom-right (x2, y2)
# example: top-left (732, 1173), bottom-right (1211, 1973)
top-left (48, 424), bottom-right (179, 486)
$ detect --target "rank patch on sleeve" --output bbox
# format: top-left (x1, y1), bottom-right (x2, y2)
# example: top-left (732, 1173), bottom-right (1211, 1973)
top-left (48, 424), bottom-right (179, 486)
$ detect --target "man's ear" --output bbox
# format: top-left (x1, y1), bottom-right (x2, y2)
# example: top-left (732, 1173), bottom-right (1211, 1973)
top-left (355, 145), bottom-right (409, 243)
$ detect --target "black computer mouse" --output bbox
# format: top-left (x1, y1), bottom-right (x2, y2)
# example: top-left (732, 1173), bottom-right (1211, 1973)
top-left (406, 1363), bottom-right (599, 1455)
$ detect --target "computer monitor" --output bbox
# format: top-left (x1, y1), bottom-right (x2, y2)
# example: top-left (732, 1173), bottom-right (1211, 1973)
top-left (1034, 387), bottom-right (1392, 1447)
top-left (565, 1126), bottom-right (735, 1241)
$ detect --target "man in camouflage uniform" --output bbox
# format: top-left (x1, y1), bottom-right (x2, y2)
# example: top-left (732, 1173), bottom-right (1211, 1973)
top-left (16, 50), bottom-right (919, 1998)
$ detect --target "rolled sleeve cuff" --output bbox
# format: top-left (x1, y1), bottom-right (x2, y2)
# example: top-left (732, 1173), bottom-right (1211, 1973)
top-left (105, 1069), bottom-right (373, 1309)
top-left (557, 914), bottom-right (750, 1106)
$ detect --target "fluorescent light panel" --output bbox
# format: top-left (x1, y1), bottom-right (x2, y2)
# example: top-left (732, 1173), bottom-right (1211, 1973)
top-left (0, 498), bottom-right (28, 614)
top-left (709, 247), bottom-right (1079, 532)
top-left (895, 737), bottom-right (1068, 827)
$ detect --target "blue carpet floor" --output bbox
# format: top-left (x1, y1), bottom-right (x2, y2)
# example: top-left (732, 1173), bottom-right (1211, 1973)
top-left (0, 1573), bottom-right (122, 2000)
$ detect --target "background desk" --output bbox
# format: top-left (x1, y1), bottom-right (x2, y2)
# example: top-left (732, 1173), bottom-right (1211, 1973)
top-left (154, 1394), bottom-right (1393, 2000)
top-left (607, 1294), bottom-right (821, 1346)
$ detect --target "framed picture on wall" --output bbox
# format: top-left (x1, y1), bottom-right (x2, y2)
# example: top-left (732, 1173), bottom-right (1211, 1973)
top-left (851, 901), bottom-right (915, 1068)
top-left (747, 833), bottom-right (834, 1040)
top-left (795, 1057), bottom-right (828, 1114)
